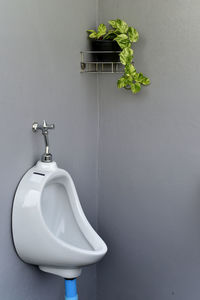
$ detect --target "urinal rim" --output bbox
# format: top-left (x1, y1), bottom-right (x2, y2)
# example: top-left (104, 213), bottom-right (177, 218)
top-left (38, 169), bottom-right (107, 256)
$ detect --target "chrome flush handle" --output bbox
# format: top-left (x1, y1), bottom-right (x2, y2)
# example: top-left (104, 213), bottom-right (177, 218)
top-left (32, 120), bottom-right (55, 163)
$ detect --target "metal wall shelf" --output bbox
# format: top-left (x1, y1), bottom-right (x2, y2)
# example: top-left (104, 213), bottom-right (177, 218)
top-left (80, 51), bottom-right (124, 74)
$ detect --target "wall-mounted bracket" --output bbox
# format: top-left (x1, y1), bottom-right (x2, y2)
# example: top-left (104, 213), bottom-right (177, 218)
top-left (80, 51), bottom-right (124, 74)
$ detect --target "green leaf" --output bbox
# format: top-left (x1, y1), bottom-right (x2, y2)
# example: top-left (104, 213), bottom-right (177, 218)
top-left (89, 32), bottom-right (98, 39)
top-left (108, 20), bottom-right (117, 28)
top-left (87, 29), bottom-right (98, 39)
top-left (130, 82), bottom-right (141, 94)
top-left (120, 48), bottom-right (134, 65)
top-left (124, 74), bottom-right (133, 85)
top-left (127, 27), bottom-right (139, 42)
top-left (116, 19), bottom-right (129, 34)
top-left (141, 76), bottom-right (151, 85)
top-left (134, 72), bottom-right (144, 82)
top-left (125, 64), bottom-right (136, 76)
top-left (117, 77), bottom-right (126, 88)
top-left (97, 23), bottom-right (107, 38)
top-left (114, 34), bottom-right (131, 49)
top-left (109, 19), bottom-right (129, 33)
top-left (134, 73), bottom-right (151, 85)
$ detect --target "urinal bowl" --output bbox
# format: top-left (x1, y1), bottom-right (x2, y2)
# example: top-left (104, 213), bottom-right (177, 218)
top-left (12, 161), bottom-right (107, 278)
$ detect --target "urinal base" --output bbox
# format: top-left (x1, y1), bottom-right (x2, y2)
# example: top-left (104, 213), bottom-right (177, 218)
top-left (39, 266), bottom-right (82, 278)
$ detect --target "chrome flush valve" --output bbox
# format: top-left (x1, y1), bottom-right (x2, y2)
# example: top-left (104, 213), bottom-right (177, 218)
top-left (32, 120), bottom-right (55, 163)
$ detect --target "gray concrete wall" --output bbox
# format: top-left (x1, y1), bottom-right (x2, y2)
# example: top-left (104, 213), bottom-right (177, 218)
top-left (0, 1), bottom-right (98, 299)
top-left (97, 1), bottom-right (200, 299)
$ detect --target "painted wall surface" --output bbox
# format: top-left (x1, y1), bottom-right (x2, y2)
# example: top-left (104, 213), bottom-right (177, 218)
top-left (0, 1), bottom-right (98, 300)
top-left (97, 1), bottom-right (200, 299)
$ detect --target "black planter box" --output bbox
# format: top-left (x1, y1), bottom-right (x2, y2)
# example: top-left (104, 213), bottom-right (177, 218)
top-left (90, 39), bottom-right (121, 62)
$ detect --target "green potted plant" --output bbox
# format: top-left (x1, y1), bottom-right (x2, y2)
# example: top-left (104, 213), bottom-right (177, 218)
top-left (87, 23), bottom-right (121, 61)
top-left (87, 19), bottom-right (150, 94)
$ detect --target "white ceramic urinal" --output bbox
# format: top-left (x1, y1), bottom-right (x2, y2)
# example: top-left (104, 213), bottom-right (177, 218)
top-left (12, 121), bottom-right (107, 278)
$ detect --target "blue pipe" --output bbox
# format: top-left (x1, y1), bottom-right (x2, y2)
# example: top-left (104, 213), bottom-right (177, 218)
top-left (65, 279), bottom-right (78, 300)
